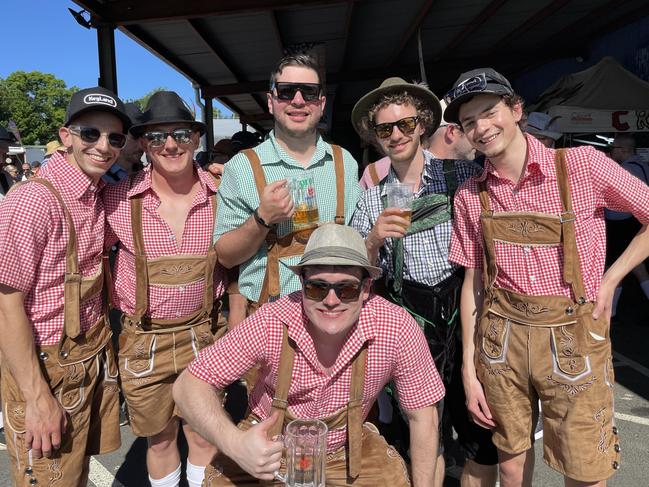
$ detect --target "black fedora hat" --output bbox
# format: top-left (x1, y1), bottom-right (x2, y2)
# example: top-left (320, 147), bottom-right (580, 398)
top-left (129, 91), bottom-right (206, 137)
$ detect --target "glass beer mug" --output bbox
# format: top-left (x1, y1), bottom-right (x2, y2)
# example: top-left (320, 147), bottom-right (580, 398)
top-left (275, 419), bottom-right (327, 487)
top-left (289, 172), bottom-right (320, 231)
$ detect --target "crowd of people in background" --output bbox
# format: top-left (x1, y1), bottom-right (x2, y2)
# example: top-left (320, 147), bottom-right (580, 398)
top-left (0, 52), bottom-right (647, 487)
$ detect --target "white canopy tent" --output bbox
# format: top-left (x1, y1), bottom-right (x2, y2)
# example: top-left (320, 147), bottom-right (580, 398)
top-left (532, 57), bottom-right (649, 133)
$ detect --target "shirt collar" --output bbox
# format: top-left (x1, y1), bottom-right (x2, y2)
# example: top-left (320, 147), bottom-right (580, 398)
top-left (382, 150), bottom-right (433, 196)
top-left (263, 131), bottom-right (332, 168)
top-left (45, 151), bottom-right (104, 197)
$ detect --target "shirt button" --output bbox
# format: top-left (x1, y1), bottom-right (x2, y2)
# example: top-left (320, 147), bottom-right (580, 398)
top-left (175, 311), bottom-right (181, 317)
top-left (178, 286), bottom-right (185, 293)
top-left (169, 234), bottom-right (175, 240)
top-left (529, 275), bottom-right (536, 282)
top-left (523, 246), bottom-right (531, 254)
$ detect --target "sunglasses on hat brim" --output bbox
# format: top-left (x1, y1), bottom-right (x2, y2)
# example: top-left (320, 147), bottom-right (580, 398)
top-left (68, 125), bottom-right (127, 149)
top-left (271, 82), bottom-right (322, 102)
top-left (444, 73), bottom-right (512, 106)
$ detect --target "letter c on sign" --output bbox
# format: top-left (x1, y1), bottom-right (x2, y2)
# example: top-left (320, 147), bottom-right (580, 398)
top-left (612, 111), bottom-right (629, 131)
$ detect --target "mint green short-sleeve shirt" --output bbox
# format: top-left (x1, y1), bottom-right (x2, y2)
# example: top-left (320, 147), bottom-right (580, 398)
top-left (214, 132), bottom-right (361, 302)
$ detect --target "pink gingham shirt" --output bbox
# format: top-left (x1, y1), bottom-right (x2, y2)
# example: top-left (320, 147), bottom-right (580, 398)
top-left (188, 292), bottom-right (444, 453)
top-left (450, 134), bottom-right (649, 300)
top-left (103, 165), bottom-right (226, 318)
top-left (0, 152), bottom-right (105, 346)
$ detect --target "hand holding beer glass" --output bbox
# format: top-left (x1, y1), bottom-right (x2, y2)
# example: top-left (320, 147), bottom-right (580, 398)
top-left (384, 182), bottom-right (414, 231)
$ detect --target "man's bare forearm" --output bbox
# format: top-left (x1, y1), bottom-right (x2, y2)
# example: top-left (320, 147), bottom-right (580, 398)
top-left (0, 285), bottom-right (51, 401)
top-left (604, 224), bottom-right (649, 287)
top-left (173, 369), bottom-right (242, 456)
top-left (215, 215), bottom-right (269, 268)
top-left (460, 268), bottom-right (482, 379)
top-left (406, 406), bottom-right (438, 486)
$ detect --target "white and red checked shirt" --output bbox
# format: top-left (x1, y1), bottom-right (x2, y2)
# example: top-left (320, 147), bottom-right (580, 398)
top-left (0, 152), bottom-right (106, 346)
top-left (188, 292), bottom-right (444, 453)
top-left (450, 134), bottom-right (649, 300)
top-left (103, 165), bottom-right (226, 318)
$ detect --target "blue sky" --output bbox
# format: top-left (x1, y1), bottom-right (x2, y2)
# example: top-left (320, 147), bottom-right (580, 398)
top-left (3, 1), bottom-right (231, 116)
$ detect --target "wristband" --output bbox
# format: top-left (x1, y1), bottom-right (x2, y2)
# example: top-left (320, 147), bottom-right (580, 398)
top-left (253, 207), bottom-right (272, 229)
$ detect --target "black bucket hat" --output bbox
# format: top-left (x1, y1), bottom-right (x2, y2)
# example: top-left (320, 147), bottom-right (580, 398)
top-left (351, 77), bottom-right (442, 136)
top-left (129, 91), bottom-right (206, 137)
top-left (443, 68), bottom-right (514, 125)
top-left (64, 86), bottom-right (131, 131)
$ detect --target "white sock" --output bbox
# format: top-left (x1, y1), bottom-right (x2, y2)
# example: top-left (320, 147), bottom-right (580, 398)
top-left (611, 286), bottom-right (623, 317)
top-left (149, 464), bottom-right (181, 487)
top-left (640, 280), bottom-right (649, 300)
top-left (186, 461), bottom-right (206, 487)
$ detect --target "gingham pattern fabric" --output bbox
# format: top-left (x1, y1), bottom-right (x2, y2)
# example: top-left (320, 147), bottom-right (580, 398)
top-left (351, 150), bottom-right (481, 286)
top-left (0, 152), bottom-right (106, 345)
top-left (188, 292), bottom-right (444, 453)
top-left (214, 131), bottom-right (362, 302)
top-left (103, 165), bottom-right (226, 318)
top-left (450, 134), bottom-right (649, 300)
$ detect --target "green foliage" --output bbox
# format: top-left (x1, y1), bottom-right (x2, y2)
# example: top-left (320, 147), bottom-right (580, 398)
top-left (125, 87), bottom-right (167, 111)
top-left (0, 71), bottom-right (75, 145)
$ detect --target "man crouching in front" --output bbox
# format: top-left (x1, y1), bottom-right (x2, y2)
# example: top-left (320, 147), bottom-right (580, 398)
top-left (173, 224), bottom-right (444, 486)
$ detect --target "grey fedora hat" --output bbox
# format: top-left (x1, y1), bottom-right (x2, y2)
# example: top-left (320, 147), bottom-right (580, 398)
top-left (287, 224), bottom-right (382, 280)
top-left (351, 77), bottom-right (442, 136)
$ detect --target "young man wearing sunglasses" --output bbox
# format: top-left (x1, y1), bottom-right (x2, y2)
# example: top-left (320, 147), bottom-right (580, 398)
top-left (0, 86), bottom-right (130, 486)
top-left (102, 91), bottom-right (226, 487)
top-left (446, 68), bottom-right (649, 487)
top-left (350, 78), bottom-right (497, 487)
top-left (174, 223), bottom-right (445, 486)
top-left (214, 54), bottom-right (361, 314)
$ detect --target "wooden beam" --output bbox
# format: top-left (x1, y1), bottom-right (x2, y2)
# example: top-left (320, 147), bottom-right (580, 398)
top-left (240, 113), bottom-right (275, 124)
top-left (75, 0), bottom-right (353, 25)
top-left (340, 0), bottom-right (356, 71)
top-left (269, 10), bottom-right (285, 56)
top-left (385, 0), bottom-right (438, 67)
top-left (441, 0), bottom-right (510, 53)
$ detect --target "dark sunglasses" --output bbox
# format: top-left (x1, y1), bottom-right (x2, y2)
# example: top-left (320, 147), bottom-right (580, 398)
top-left (372, 116), bottom-right (420, 139)
top-left (272, 82), bottom-right (322, 102)
top-left (443, 73), bottom-right (512, 105)
top-left (68, 125), bottom-right (127, 149)
top-left (303, 279), bottom-right (365, 302)
top-left (143, 128), bottom-right (194, 148)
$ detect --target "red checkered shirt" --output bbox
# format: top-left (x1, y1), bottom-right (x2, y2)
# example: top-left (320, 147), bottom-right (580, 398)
top-left (0, 152), bottom-right (106, 346)
top-left (188, 292), bottom-right (445, 453)
top-left (450, 134), bottom-right (649, 300)
top-left (103, 165), bottom-right (226, 318)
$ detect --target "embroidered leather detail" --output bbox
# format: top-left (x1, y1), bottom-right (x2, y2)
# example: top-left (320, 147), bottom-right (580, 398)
top-left (546, 375), bottom-right (597, 396)
top-left (134, 342), bottom-right (147, 359)
top-left (161, 264), bottom-right (193, 276)
top-left (487, 319), bottom-right (499, 340)
top-left (11, 404), bottom-right (25, 418)
top-left (513, 301), bottom-right (550, 317)
top-left (198, 331), bottom-right (212, 347)
top-left (65, 363), bottom-right (84, 385)
top-left (507, 220), bottom-right (543, 239)
top-left (48, 458), bottom-right (63, 485)
top-left (485, 365), bottom-right (512, 376)
top-left (594, 407), bottom-right (608, 453)
top-left (558, 326), bottom-right (575, 357)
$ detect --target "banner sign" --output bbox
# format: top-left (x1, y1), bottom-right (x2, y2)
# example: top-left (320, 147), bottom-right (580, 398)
top-left (548, 105), bottom-right (649, 133)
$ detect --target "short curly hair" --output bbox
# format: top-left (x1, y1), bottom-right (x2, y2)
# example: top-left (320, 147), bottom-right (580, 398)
top-left (357, 89), bottom-right (436, 151)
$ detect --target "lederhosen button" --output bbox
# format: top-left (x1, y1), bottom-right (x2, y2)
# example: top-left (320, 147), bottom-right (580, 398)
top-left (614, 444), bottom-right (621, 452)
top-left (612, 426), bottom-right (619, 435)
top-left (25, 467), bottom-right (33, 475)
top-left (565, 306), bottom-right (574, 315)
top-left (38, 352), bottom-right (48, 361)
top-left (612, 461), bottom-right (620, 470)
top-left (60, 350), bottom-right (69, 359)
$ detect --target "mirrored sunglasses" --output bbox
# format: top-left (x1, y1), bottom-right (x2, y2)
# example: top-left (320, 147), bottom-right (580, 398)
top-left (444, 74), bottom-right (488, 106)
top-left (372, 116), bottom-right (420, 139)
top-left (303, 279), bottom-right (364, 302)
top-left (272, 82), bottom-right (322, 102)
top-left (68, 125), bottom-right (127, 149)
top-left (143, 129), bottom-right (194, 148)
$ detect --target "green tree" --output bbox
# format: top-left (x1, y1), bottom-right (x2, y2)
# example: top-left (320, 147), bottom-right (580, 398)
top-left (0, 71), bottom-right (75, 145)
top-left (126, 87), bottom-right (167, 111)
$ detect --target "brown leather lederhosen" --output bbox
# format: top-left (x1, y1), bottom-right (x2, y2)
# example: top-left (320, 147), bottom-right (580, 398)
top-left (242, 146), bottom-right (346, 307)
top-left (474, 150), bottom-right (620, 482)
top-left (118, 193), bottom-right (220, 437)
top-left (202, 325), bottom-right (411, 487)
top-left (2, 178), bottom-right (119, 487)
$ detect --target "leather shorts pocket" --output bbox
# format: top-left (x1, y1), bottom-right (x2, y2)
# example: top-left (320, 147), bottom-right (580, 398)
top-left (479, 312), bottom-right (512, 365)
top-left (550, 323), bottom-right (591, 380)
top-left (120, 330), bottom-right (157, 378)
top-left (3, 400), bottom-right (26, 435)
